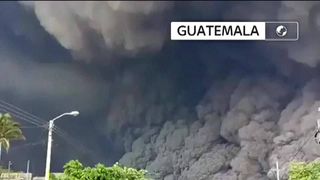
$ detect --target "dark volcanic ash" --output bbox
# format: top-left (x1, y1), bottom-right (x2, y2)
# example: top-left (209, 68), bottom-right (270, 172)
top-left (0, 1), bottom-right (319, 179)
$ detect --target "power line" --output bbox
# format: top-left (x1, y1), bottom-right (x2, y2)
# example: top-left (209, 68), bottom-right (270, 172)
top-left (278, 129), bottom-right (315, 179)
top-left (0, 100), bottom-right (46, 124)
top-left (0, 101), bottom-right (68, 135)
top-left (0, 101), bottom-right (68, 142)
top-left (0, 105), bottom-right (92, 156)
top-left (289, 135), bottom-right (313, 162)
top-left (21, 126), bottom-right (46, 129)
top-left (0, 100), bottom-right (79, 138)
top-left (0, 99), bottom-right (101, 161)
top-left (10, 140), bottom-right (46, 152)
top-left (0, 106), bottom-right (46, 127)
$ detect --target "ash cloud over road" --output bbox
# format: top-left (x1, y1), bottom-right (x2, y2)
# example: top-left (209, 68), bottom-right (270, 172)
top-left (1, 1), bottom-right (320, 179)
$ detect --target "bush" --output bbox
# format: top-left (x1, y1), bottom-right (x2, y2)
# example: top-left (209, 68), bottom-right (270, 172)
top-left (289, 161), bottom-right (320, 180)
top-left (54, 160), bottom-right (149, 180)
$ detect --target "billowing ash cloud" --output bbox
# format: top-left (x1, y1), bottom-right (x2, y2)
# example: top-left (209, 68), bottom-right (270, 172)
top-left (0, 2), bottom-right (108, 114)
top-left (2, 1), bottom-right (320, 179)
top-left (20, 1), bottom-right (173, 61)
top-left (277, 2), bottom-right (320, 67)
top-left (0, 58), bottom-right (107, 113)
top-left (21, 1), bottom-right (320, 68)
top-left (0, 2), bottom-right (113, 173)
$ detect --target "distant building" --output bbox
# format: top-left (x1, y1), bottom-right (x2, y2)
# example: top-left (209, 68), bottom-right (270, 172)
top-left (0, 172), bottom-right (32, 180)
top-left (31, 177), bottom-right (43, 180)
top-left (32, 173), bottom-right (63, 180)
top-left (0, 172), bottom-right (63, 180)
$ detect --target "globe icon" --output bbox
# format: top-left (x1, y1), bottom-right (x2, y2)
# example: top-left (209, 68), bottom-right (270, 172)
top-left (276, 25), bottom-right (288, 37)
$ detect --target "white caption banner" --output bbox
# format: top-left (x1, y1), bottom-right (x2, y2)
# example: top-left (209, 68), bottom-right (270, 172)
top-left (171, 22), bottom-right (266, 41)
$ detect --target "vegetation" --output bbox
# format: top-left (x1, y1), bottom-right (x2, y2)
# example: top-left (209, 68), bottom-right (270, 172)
top-left (51, 160), bottom-right (149, 180)
top-left (289, 161), bottom-right (320, 180)
top-left (0, 166), bottom-right (11, 174)
top-left (50, 173), bottom-right (64, 180)
top-left (0, 113), bottom-right (25, 151)
top-left (0, 166), bottom-right (22, 178)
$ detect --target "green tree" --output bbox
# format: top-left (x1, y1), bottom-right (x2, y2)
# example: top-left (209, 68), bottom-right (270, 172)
top-left (0, 113), bottom-right (25, 152)
top-left (58, 160), bottom-right (150, 180)
top-left (289, 161), bottom-right (320, 180)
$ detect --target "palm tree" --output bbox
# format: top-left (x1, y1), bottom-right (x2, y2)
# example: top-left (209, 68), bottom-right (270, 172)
top-left (0, 113), bottom-right (25, 152)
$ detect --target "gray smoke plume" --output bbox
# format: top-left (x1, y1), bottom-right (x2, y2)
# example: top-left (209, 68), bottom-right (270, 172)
top-left (278, 2), bottom-right (320, 67)
top-left (20, 1), bottom-right (173, 61)
top-left (1, 1), bottom-right (320, 179)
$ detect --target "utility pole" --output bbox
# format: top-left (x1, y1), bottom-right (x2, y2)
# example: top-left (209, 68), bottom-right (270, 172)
top-left (0, 142), bottom-right (2, 161)
top-left (8, 161), bottom-right (12, 172)
top-left (316, 109), bottom-right (320, 132)
top-left (26, 160), bottom-right (30, 180)
top-left (315, 119), bottom-right (320, 144)
top-left (276, 160), bottom-right (280, 180)
top-left (44, 111), bottom-right (79, 180)
top-left (45, 120), bottom-right (54, 180)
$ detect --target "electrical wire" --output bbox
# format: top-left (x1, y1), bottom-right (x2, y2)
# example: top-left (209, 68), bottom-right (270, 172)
top-left (0, 103), bottom-right (70, 138)
top-left (0, 99), bottom-right (101, 161)
top-left (20, 126), bottom-right (46, 129)
top-left (278, 130), bottom-right (314, 179)
top-left (0, 100), bottom-right (72, 136)
top-left (0, 104), bottom-right (95, 157)
top-left (0, 100), bottom-right (79, 137)
top-left (10, 140), bottom-right (46, 152)
top-left (0, 106), bottom-right (46, 127)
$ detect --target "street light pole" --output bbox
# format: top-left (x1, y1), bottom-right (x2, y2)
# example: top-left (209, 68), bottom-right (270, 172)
top-left (44, 111), bottom-right (79, 180)
top-left (8, 161), bottom-right (12, 172)
top-left (26, 160), bottom-right (30, 180)
top-left (276, 160), bottom-right (280, 180)
top-left (45, 120), bottom-right (54, 180)
top-left (0, 142), bottom-right (2, 161)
